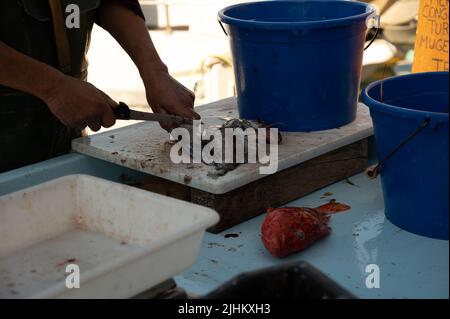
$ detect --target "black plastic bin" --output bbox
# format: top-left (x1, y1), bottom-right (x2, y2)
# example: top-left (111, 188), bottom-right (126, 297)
top-left (203, 262), bottom-right (355, 299)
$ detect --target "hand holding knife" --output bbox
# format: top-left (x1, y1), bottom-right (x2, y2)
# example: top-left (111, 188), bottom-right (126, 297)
top-left (112, 102), bottom-right (193, 126)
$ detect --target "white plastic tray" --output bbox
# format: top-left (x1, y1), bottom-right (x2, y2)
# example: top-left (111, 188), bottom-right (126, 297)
top-left (0, 175), bottom-right (219, 299)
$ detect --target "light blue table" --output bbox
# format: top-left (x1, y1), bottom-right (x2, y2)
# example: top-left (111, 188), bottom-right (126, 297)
top-left (1, 152), bottom-right (448, 299)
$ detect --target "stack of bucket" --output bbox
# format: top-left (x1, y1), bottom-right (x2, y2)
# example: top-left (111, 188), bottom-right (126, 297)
top-left (218, 1), bottom-right (449, 239)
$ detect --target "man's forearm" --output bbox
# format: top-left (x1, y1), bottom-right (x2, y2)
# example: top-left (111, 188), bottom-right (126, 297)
top-left (97, 0), bottom-right (167, 85)
top-left (0, 41), bottom-right (62, 101)
top-left (96, 0), bottom-right (198, 122)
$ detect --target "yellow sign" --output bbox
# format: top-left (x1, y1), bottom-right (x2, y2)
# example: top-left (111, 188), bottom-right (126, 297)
top-left (413, 0), bottom-right (449, 72)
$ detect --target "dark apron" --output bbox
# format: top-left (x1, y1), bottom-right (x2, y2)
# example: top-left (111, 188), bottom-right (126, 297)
top-left (0, 0), bottom-right (100, 173)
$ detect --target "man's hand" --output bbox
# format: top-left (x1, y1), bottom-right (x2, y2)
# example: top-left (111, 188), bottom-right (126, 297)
top-left (44, 75), bottom-right (117, 132)
top-left (145, 69), bottom-right (200, 130)
top-left (96, 1), bottom-right (200, 130)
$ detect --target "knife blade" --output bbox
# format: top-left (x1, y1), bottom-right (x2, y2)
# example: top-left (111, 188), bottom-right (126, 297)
top-left (113, 102), bottom-right (193, 126)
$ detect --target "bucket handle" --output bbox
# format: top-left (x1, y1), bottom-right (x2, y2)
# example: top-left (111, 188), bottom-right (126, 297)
top-left (364, 13), bottom-right (380, 51)
top-left (218, 20), bottom-right (228, 37)
top-left (366, 118), bottom-right (430, 179)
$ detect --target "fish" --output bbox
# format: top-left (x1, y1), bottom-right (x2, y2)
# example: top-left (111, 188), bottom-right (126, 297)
top-left (261, 200), bottom-right (351, 258)
top-left (177, 118), bottom-right (282, 177)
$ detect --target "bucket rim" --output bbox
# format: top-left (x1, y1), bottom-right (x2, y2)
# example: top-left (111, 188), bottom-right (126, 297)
top-left (218, 0), bottom-right (376, 30)
top-left (362, 72), bottom-right (449, 123)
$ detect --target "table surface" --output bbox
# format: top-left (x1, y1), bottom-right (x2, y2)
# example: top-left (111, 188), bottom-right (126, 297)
top-left (0, 153), bottom-right (448, 299)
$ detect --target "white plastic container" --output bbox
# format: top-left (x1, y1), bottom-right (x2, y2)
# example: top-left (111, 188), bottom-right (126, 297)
top-left (0, 175), bottom-right (219, 299)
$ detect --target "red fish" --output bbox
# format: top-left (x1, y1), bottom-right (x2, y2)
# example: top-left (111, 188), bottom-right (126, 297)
top-left (261, 200), bottom-right (350, 258)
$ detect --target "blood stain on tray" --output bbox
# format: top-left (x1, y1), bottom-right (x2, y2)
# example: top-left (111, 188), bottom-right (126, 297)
top-left (320, 192), bottom-right (333, 199)
top-left (315, 199), bottom-right (351, 214)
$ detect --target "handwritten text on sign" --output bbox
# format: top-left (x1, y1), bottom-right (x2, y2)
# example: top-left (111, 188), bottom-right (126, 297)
top-left (413, 0), bottom-right (449, 72)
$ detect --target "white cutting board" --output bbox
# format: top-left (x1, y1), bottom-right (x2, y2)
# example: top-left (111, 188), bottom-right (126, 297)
top-left (72, 98), bottom-right (373, 194)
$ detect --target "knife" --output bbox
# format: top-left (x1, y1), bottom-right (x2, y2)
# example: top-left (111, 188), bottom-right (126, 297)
top-left (112, 102), bottom-right (193, 126)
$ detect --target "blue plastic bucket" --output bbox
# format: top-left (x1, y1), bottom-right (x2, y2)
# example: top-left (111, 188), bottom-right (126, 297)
top-left (362, 72), bottom-right (449, 240)
top-left (218, 1), bottom-right (376, 131)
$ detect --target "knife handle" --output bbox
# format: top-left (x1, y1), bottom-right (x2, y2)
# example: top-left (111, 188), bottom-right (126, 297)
top-left (113, 102), bottom-right (131, 120)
